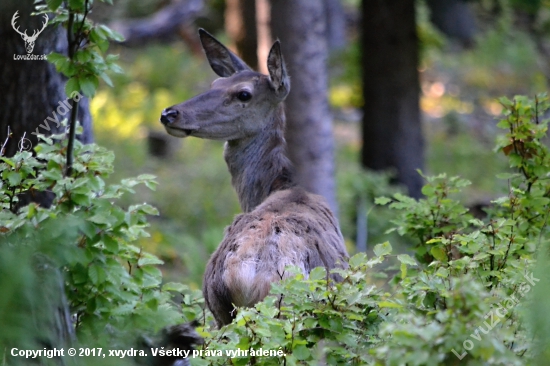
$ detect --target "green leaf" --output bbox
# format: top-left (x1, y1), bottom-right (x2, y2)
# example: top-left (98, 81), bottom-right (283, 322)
top-left (46, 0), bottom-right (63, 11)
top-left (421, 185), bottom-right (435, 196)
top-left (88, 214), bottom-right (112, 225)
top-left (49, 52), bottom-right (73, 76)
top-left (162, 282), bottom-right (189, 293)
top-left (373, 241), bottom-right (392, 257)
top-left (68, 0), bottom-right (85, 11)
top-left (292, 345), bottom-right (310, 361)
top-left (400, 262), bottom-right (407, 279)
top-left (6, 171), bottom-right (22, 186)
top-left (435, 267), bottom-right (449, 278)
top-left (99, 72), bottom-right (113, 87)
top-left (80, 74), bottom-right (99, 98)
top-left (75, 49), bottom-right (92, 63)
top-left (96, 37), bottom-right (109, 53)
top-left (430, 246), bottom-right (448, 262)
top-left (88, 264), bottom-right (106, 285)
top-left (397, 254), bottom-right (417, 266)
top-left (0, 157), bottom-right (15, 167)
top-left (309, 266), bottom-right (327, 281)
top-left (378, 301), bottom-right (402, 308)
top-left (65, 77), bottom-right (80, 98)
top-left (103, 235), bottom-right (119, 252)
top-left (137, 254), bottom-right (164, 266)
top-left (130, 203), bottom-right (159, 216)
top-left (349, 252), bottom-right (367, 267)
top-left (99, 25), bottom-right (125, 42)
top-left (71, 193), bottom-right (91, 206)
top-left (236, 337), bottom-right (250, 351)
top-left (374, 196), bottom-right (391, 205)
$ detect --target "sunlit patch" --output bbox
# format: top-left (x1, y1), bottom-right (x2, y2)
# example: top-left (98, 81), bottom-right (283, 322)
top-left (91, 83), bottom-right (149, 138)
top-left (421, 79), bottom-right (473, 118)
top-left (482, 100), bottom-right (503, 116)
top-left (422, 81), bottom-right (445, 98)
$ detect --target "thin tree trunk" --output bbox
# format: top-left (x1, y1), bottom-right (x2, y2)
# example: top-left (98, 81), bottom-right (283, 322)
top-left (270, 0), bottom-right (338, 213)
top-left (426, 0), bottom-right (476, 47)
top-left (361, 0), bottom-right (424, 199)
top-left (225, 0), bottom-right (258, 69)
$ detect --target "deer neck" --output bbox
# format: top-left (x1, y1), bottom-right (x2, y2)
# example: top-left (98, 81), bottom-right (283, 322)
top-left (224, 105), bottom-right (295, 213)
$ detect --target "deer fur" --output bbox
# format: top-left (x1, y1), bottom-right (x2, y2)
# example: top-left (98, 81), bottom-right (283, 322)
top-left (160, 29), bottom-right (349, 327)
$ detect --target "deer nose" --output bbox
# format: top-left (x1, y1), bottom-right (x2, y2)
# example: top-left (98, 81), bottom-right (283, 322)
top-left (160, 108), bottom-right (178, 125)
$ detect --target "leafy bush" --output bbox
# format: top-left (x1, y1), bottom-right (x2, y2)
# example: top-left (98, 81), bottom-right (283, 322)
top-left (3, 2), bottom-right (550, 363)
top-left (3, 92), bottom-right (550, 365)
top-left (0, 131), bottom-right (196, 364)
top-left (186, 94), bottom-right (550, 365)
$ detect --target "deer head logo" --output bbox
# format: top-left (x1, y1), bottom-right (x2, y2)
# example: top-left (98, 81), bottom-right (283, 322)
top-left (11, 11), bottom-right (48, 54)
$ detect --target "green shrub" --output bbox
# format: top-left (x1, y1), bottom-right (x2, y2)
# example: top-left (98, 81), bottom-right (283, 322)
top-left (187, 94), bottom-right (550, 365)
top-left (0, 131), bottom-right (196, 365)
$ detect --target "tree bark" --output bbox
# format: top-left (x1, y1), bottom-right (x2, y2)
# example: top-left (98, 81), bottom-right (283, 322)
top-left (361, 0), bottom-right (424, 199)
top-left (426, 0), bottom-right (477, 47)
top-left (0, 1), bottom-right (92, 353)
top-left (324, 0), bottom-right (347, 52)
top-left (225, 0), bottom-right (258, 70)
top-left (270, 0), bottom-right (338, 213)
top-left (0, 1), bottom-right (93, 157)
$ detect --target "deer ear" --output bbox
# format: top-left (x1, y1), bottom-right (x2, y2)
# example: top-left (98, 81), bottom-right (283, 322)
top-left (267, 41), bottom-right (290, 101)
top-left (199, 29), bottom-right (251, 77)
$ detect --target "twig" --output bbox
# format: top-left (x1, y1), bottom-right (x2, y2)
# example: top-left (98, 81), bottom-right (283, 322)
top-left (64, 1), bottom-right (89, 176)
top-left (18, 132), bottom-right (27, 152)
top-left (1, 126), bottom-right (12, 156)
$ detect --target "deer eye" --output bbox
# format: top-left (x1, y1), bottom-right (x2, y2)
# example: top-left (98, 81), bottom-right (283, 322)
top-left (236, 90), bottom-right (252, 102)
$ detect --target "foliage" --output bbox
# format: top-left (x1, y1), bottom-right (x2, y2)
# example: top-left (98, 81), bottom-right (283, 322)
top-left (39, 0), bottom-right (123, 99)
top-left (195, 254), bottom-right (385, 366)
top-left (37, 0), bottom-right (124, 172)
top-left (180, 94), bottom-right (550, 365)
top-left (337, 164), bottom-right (409, 253)
top-left (3, 2), bottom-right (550, 362)
top-left (0, 130), bottom-right (196, 364)
top-left (4, 88), bottom-right (549, 365)
top-left (371, 94), bottom-right (550, 364)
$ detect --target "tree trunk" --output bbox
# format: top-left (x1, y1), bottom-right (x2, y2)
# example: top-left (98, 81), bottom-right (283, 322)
top-left (361, 0), bottom-right (424, 199)
top-left (0, 1), bottom-right (92, 354)
top-left (426, 0), bottom-right (477, 47)
top-left (270, 0), bottom-right (338, 213)
top-left (0, 1), bottom-right (93, 158)
top-left (324, 0), bottom-right (347, 52)
top-left (225, 0), bottom-right (258, 70)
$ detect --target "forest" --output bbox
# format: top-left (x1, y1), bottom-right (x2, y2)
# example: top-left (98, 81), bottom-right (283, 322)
top-left (1, 0), bottom-right (550, 365)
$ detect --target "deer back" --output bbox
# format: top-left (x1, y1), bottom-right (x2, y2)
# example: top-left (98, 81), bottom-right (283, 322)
top-left (203, 187), bottom-right (348, 327)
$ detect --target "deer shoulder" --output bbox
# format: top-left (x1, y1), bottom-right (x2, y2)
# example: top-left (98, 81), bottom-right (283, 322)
top-left (204, 187), bottom-right (347, 327)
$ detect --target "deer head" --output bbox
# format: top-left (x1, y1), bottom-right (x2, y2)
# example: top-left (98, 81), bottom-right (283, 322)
top-left (160, 29), bottom-right (290, 141)
top-left (12, 11), bottom-right (48, 54)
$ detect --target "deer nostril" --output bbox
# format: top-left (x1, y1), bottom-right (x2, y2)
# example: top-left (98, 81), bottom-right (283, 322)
top-left (160, 109), bottom-right (178, 125)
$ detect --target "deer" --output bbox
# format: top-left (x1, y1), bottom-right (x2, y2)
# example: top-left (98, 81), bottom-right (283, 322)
top-left (160, 29), bottom-right (349, 327)
top-left (11, 11), bottom-right (49, 54)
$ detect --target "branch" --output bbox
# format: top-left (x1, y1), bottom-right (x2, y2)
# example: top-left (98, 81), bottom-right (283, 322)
top-left (110, 0), bottom-right (204, 48)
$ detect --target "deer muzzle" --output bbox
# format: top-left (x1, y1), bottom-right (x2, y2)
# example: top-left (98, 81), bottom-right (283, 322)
top-left (160, 108), bottom-right (198, 138)
top-left (160, 108), bottom-right (178, 125)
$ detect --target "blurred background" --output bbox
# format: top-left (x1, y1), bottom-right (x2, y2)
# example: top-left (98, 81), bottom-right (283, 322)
top-left (4, 0), bottom-right (550, 289)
